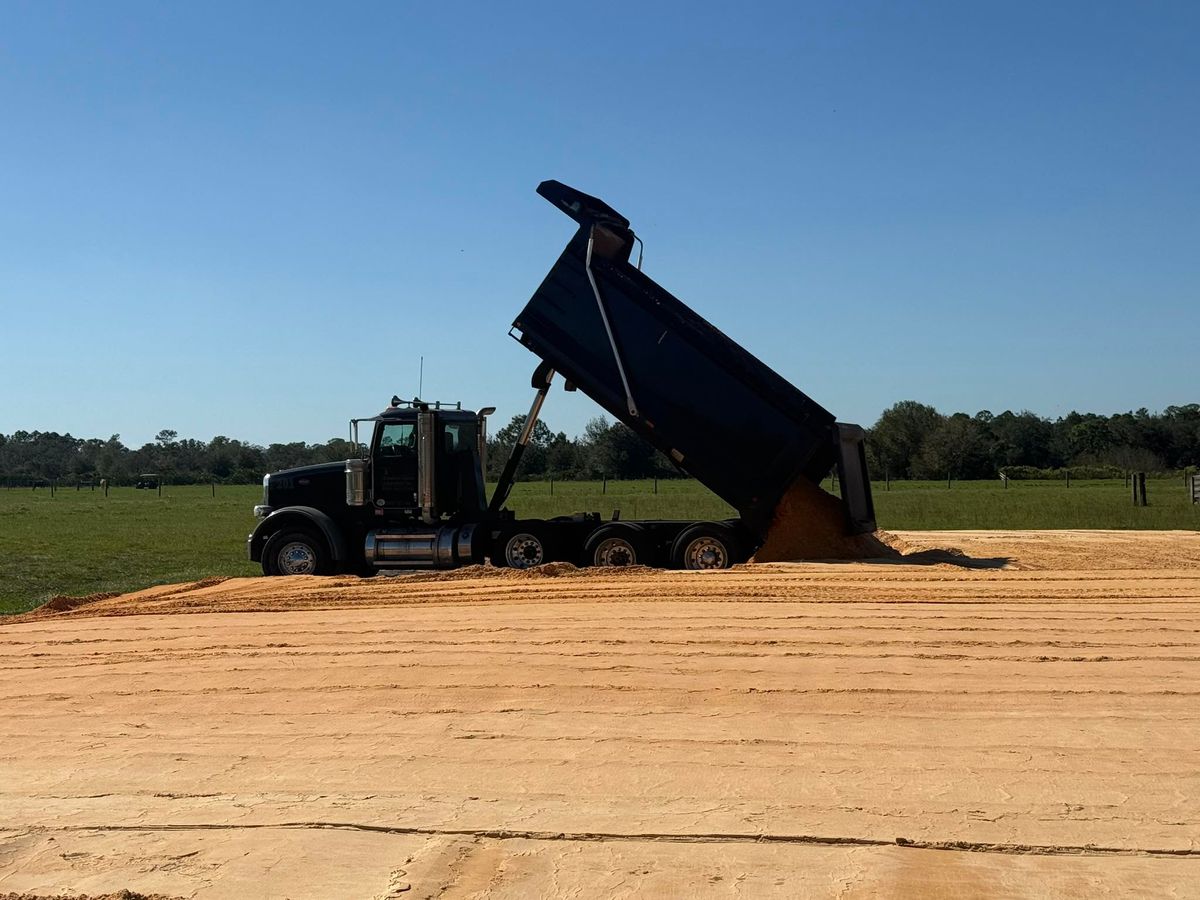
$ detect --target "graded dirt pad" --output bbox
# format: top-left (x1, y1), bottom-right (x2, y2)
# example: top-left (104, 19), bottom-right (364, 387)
top-left (2, 531), bottom-right (1199, 897)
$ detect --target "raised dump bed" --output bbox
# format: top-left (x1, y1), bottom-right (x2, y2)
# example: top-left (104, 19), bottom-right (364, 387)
top-left (512, 180), bottom-right (874, 537)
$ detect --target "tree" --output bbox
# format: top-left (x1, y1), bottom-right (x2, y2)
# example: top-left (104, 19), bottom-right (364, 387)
top-left (492, 415), bottom-right (553, 449)
top-left (913, 413), bottom-right (989, 479)
top-left (487, 414), bottom-right (555, 479)
top-left (581, 417), bottom-right (663, 479)
top-left (544, 431), bottom-right (580, 478)
top-left (1068, 418), bottom-right (1113, 461)
top-left (988, 411), bottom-right (1056, 470)
top-left (868, 401), bottom-right (944, 478)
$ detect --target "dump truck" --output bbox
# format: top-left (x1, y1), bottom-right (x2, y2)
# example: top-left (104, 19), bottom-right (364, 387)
top-left (248, 181), bottom-right (875, 575)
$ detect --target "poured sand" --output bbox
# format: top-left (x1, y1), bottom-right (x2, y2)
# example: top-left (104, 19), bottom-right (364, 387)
top-left (753, 478), bottom-right (899, 562)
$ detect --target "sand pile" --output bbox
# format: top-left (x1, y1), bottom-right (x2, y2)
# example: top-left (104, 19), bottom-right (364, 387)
top-left (752, 478), bottom-right (901, 562)
top-left (21, 591), bottom-right (120, 619)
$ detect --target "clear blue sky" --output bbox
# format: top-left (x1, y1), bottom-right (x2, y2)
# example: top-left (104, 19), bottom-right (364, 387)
top-left (2, 1), bottom-right (1196, 447)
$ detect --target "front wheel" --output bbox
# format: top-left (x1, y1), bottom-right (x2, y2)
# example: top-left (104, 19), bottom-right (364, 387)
top-left (671, 523), bottom-right (739, 570)
top-left (262, 529), bottom-right (332, 576)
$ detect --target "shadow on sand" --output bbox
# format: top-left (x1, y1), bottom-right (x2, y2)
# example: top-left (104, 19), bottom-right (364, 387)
top-left (876, 548), bottom-right (1012, 569)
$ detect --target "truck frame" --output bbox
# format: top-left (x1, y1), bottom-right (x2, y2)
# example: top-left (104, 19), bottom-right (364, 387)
top-left (248, 181), bottom-right (875, 574)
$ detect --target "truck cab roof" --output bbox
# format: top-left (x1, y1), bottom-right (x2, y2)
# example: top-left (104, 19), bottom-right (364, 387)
top-left (374, 407), bottom-right (479, 424)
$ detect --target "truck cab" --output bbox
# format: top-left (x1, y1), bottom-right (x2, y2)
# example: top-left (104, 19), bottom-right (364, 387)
top-left (248, 399), bottom-right (495, 575)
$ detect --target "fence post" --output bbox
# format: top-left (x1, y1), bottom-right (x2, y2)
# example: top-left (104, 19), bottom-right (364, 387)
top-left (885, 469), bottom-right (890, 492)
top-left (947, 472), bottom-right (952, 489)
top-left (549, 478), bottom-right (554, 496)
top-left (158, 482), bottom-right (162, 498)
top-left (1132, 472), bottom-right (1148, 507)
top-left (212, 482), bottom-right (216, 498)
top-left (1065, 470), bottom-right (1071, 489)
top-left (603, 476), bottom-right (607, 494)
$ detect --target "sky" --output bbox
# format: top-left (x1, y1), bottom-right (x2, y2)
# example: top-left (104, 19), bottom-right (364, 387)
top-left (1, 1), bottom-right (1196, 448)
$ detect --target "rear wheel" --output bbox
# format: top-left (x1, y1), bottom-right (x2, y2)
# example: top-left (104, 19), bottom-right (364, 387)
top-left (671, 523), bottom-right (739, 570)
top-left (495, 527), bottom-right (548, 569)
top-left (262, 529), bottom-right (331, 576)
top-left (584, 523), bottom-right (648, 567)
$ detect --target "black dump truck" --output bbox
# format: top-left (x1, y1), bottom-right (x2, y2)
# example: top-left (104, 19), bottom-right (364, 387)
top-left (248, 181), bottom-right (875, 575)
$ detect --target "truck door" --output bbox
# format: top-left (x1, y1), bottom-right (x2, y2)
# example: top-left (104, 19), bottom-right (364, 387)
top-left (436, 420), bottom-right (486, 520)
top-left (375, 422), bottom-right (418, 509)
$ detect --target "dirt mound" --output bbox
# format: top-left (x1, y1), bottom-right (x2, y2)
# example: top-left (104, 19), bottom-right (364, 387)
top-left (22, 591), bottom-right (120, 619)
top-left (752, 479), bottom-right (901, 562)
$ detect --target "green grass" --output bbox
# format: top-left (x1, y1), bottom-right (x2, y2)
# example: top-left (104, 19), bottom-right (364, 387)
top-left (0, 485), bottom-right (261, 616)
top-left (860, 477), bottom-right (1200, 531)
top-left (1, 477), bottom-right (1196, 615)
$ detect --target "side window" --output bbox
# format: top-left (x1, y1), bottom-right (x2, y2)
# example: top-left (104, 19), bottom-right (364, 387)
top-left (379, 423), bottom-right (415, 455)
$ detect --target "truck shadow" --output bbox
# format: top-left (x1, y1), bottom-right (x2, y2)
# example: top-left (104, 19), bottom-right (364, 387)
top-left (851, 532), bottom-right (1013, 569)
top-left (882, 548), bottom-right (1013, 569)
top-left (754, 545), bottom-right (1014, 569)
top-left (790, 550), bottom-right (1013, 569)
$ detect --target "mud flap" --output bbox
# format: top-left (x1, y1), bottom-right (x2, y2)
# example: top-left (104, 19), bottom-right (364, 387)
top-left (835, 424), bottom-right (877, 535)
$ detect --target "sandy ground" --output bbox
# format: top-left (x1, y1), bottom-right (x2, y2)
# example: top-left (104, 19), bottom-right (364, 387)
top-left (2, 530), bottom-right (1199, 898)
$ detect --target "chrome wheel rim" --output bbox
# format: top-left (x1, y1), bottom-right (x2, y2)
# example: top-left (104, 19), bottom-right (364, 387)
top-left (504, 534), bottom-right (544, 569)
top-left (594, 537), bottom-right (636, 567)
top-left (278, 541), bottom-right (318, 575)
top-left (684, 537), bottom-right (727, 570)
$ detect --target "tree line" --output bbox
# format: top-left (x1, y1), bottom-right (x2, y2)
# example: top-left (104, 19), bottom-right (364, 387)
top-left (2, 403), bottom-right (1198, 486)
top-left (866, 402), bottom-right (1200, 479)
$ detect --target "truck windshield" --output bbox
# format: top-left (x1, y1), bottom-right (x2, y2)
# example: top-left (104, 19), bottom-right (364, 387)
top-left (379, 423), bottom-right (416, 454)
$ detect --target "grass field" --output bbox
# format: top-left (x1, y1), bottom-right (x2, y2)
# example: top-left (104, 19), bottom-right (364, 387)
top-left (1, 477), bottom-right (1196, 615)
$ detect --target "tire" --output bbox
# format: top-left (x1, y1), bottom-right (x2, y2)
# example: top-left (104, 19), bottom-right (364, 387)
top-left (494, 526), bottom-right (548, 570)
top-left (670, 522), bottom-right (739, 570)
top-left (262, 529), bottom-right (332, 576)
top-left (584, 523), bottom-right (648, 568)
